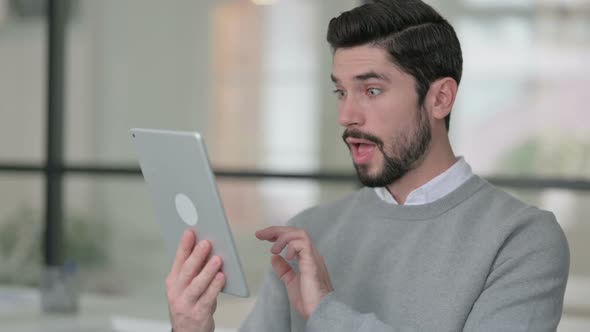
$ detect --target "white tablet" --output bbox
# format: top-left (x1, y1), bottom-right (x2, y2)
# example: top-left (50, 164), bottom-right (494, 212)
top-left (131, 128), bottom-right (249, 297)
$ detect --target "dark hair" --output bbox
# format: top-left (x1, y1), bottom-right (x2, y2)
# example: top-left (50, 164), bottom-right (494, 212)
top-left (327, 0), bottom-right (462, 131)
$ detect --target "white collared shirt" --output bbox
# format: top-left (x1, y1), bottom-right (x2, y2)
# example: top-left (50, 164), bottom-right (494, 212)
top-left (374, 156), bottom-right (473, 205)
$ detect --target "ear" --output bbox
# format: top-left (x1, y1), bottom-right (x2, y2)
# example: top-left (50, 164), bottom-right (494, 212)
top-left (425, 77), bottom-right (458, 121)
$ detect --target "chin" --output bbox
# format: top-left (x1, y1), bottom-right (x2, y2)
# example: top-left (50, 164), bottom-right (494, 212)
top-left (355, 167), bottom-right (385, 188)
top-left (356, 160), bottom-right (409, 187)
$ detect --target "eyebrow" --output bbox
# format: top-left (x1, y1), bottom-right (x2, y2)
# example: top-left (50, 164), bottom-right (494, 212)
top-left (331, 71), bottom-right (391, 84)
top-left (330, 74), bottom-right (340, 83)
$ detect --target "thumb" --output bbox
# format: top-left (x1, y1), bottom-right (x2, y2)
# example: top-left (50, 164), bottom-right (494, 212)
top-left (271, 255), bottom-right (296, 285)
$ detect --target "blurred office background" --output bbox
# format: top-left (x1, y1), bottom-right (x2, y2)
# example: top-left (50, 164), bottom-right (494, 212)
top-left (0, 0), bottom-right (588, 330)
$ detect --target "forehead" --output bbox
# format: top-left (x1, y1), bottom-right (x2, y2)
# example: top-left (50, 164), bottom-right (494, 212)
top-left (332, 45), bottom-right (406, 80)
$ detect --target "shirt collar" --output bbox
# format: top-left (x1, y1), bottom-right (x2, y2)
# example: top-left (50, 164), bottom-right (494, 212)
top-left (374, 156), bottom-right (473, 206)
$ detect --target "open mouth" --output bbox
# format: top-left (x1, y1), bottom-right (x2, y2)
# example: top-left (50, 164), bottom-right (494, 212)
top-left (346, 138), bottom-right (377, 164)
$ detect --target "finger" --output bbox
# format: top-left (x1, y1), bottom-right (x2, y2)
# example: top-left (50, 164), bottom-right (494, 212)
top-left (255, 226), bottom-right (296, 241)
top-left (176, 240), bottom-right (211, 288)
top-left (271, 255), bottom-right (296, 285)
top-left (195, 272), bottom-right (225, 313)
top-left (270, 230), bottom-right (305, 255)
top-left (317, 254), bottom-right (333, 289)
top-left (169, 229), bottom-right (196, 280)
top-left (284, 239), bottom-right (317, 270)
top-left (184, 256), bottom-right (223, 303)
top-left (272, 229), bottom-right (311, 257)
top-left (311, 245), bottom-right (324, 263)
top-left (286, 243), bottom-right (297, 261)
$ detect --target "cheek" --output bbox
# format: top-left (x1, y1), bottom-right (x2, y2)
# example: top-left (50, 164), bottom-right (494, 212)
top-left (363, 95), bottom-right (413, 139)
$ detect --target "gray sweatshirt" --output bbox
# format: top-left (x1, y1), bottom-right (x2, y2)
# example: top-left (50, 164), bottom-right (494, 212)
top-left (239, 175), bottom-right (569, 332)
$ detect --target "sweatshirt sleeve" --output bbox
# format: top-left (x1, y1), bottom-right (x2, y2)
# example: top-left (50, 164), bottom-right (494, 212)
top-left (462, 210), bottom-right (570, 331)
top-left (307, 210), bottom-right (569, 332)
top-left (306, 293), bottom-right (398, 332)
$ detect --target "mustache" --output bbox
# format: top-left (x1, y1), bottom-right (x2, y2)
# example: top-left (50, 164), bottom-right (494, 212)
top-left (342, 129), bottom-right (383, 149)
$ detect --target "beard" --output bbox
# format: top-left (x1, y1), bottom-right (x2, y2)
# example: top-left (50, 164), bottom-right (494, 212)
top-left (342, 108), bottom-right (432, 187)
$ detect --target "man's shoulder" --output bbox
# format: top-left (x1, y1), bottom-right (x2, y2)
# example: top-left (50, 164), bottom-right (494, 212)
top-left (470, 177), bottom-right (567, 251)
top-left (478, 182), bottom-right (570, 284)
top-left (474, 178), bottom-right (556, 224)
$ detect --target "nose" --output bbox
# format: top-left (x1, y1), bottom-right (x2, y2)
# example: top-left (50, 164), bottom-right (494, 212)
top-left (337, 96), bottom-right (364, 128)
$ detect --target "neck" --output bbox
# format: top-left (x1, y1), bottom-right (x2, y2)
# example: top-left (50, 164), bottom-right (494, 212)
top-left (386, 135), bottom-right (456, 205)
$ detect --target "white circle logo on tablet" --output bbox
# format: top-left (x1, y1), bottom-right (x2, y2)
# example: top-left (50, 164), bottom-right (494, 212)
top-left (175, 193), bottom-right (198, 226)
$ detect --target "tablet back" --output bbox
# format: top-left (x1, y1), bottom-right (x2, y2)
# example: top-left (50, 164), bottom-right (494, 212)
top-left (131, 128), bottom-right (249, 297)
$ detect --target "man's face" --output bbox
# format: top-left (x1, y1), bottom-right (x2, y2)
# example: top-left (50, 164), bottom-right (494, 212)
top-left (331, 45), bottom-right (432, 187)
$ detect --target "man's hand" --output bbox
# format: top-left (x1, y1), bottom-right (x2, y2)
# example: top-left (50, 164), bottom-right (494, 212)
top-left (166, 230), bottom-right (226, 332)
top-left (256, 226), bottom-right (333, 320)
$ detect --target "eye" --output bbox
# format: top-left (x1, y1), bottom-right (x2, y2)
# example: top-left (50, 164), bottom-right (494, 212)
top-left (332, 89), bottom-right (346, 99)
top-left (367, 88), bottom-right (382, 96)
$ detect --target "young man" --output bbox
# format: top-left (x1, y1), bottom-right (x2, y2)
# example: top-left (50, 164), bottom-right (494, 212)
top-left (166, 1), bottom-right (570, 331)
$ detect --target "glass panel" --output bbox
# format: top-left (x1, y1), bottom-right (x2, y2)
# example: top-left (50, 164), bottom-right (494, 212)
top-left (64, 0), bottom-right (359, 175)
top-left (63, 175), bottom-right (357, 327)
top-left (462, 0), bottom-right (534, 9)
top-left (0, 174), bottom-right (43, 287)
top-left (452, 9), bottom-right (590, 179)
top-left (0, 1), bottom-right (45, 163)
top-left (63, 175), bottom-right (168, 319)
